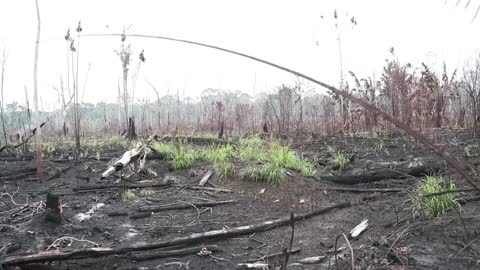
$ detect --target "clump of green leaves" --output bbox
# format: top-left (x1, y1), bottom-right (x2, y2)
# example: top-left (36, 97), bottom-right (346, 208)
top-left (237, 137), bottom-right (266, 161)
top-left (204, 144), bottom-right (236, 179)
top-left (171, 144), bottom-right (196, 170)
top-left (122, 190), bottom-right (137, 202)
top-left (411, 176), bottom-right (460, 217)
top-left (205, 144), bottom-right (234, 164)
top-left (214, 161), bottom-right (236, 180)
top-left (245, 142), bottom-right (315, 184)
top-left (333, 151), bottom-right (350, 171)
top-left (246, 163), bottom-right (287, 185)
top-left (153, 142), bottom-right (176, 158)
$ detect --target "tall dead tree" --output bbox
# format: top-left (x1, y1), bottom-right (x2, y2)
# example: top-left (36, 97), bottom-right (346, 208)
top-left (461, 56), bottom-right (480, 137)
top-left (33, 0), bottom-right (43, 176)
top-left (0, 48), bottom-right (7, 147)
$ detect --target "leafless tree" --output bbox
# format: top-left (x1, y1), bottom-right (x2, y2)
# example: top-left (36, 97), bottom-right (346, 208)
top-left (461, 56), bottom-right (480, 137)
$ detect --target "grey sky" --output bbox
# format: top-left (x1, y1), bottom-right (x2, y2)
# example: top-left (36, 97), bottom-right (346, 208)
top-left (0, 0), bottom-right (479, 109)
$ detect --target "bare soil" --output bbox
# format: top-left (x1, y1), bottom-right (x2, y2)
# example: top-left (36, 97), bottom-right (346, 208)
top-left (1, 129), bottom-right (480, 270)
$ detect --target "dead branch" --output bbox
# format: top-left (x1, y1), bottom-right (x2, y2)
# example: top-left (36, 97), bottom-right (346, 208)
top-left (198, 169), bottom-right (213, 187)
top-left (100, 135), bottom-right (157, 179)
top-left (137, 199), bottom-right (236, 213)
top-left (0, 202), bottom-right (350, 266)
top-left (247, 248), bottom-right (301, 263)
top-left (335, 233), bottom-right (355, 270)
top-left (319, 165), bottom-right (440, 184)
top-left (321, 187), bottom-right (403, 193)
top-left (73, 179), bottom-right (173, 192)
top-left (0, 121), bottom-right (47, 153)
top-left (182, 186), bottom-right (233, 193)
top-left (46, 166), bottom-right (73, 181)
top-left (130, 245), bottom-right (219, 261)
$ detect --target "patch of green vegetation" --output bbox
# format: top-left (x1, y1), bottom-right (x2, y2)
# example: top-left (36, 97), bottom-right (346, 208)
top-left (214, 161), bottom-right (236, 180)
top-left (153, 142), bottom-right (176, 158)
top-left (205, 144), bottom-right (234, 164)
top-left (171, 144), bottom-right (197, 170)
top-left (237, 136), bottom-right (266, 160)
top-left (245, 142), bottom-right (315, 184)
top-left (122, 190), bottom-right (137, 202)
top-left (204, 144), bottom-right (236, 179)
top-left (411, 176), bottom-right (460, 217)
top-left (246, 163), bottom-right (287, 185)
top-left (332, 151), bottom-right (350, 171)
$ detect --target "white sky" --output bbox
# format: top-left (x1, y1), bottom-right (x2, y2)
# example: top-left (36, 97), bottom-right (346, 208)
top-left (0, 0), bottom-right (479, 110)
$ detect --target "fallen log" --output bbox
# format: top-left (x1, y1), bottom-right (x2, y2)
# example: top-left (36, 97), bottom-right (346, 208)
top-left (319, 166), bottom-right (440, 185)
top-left (100, 135), bottom-right (157, 179)
top-left (182, 186), bottom-right (233, 193)
top-left (0, 202), bottom-right (350, 266)
top-left (198, 169), bottom-right (213, 187)
top-left (130, 245), bottom-right (219, 261)
top-left (137, 199), bottom-right (236, 213)
top-left (321, 187), bottom-right (403, 193)
top-left (73, 179), bottom-right (173, 192)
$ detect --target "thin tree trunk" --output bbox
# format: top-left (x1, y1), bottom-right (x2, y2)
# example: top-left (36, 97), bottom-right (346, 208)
top-left (33, 0), bottom-right (43, 177)
top-left (0, 49), bottom-right (8, 146)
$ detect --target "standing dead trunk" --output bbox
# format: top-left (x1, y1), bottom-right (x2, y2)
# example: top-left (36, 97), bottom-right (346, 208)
top-left (127, 117), bottom-right (137, 139)
top-left (0, 49), bottom-right (7, 147)
top-left (33, 0), bottom-right (43, 177)
top-left (45, 193), bottom-right (63, 223)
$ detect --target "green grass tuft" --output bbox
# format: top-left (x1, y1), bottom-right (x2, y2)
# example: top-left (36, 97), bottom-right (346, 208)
top-left (205, 144), bottom-right (234, 164)
top-left (237, 137), bottom-right (267, 161)
top-left (122, 190), bottom-right (137, 202)
top-left (171, 144), bottom-right (197, 170)
top-left (246, 163), bottom-right (287, 185)
top-left (214, 161), bottom-right (236, 180)
top-left (411, 176), bottom-right (460, 217)
top-left (333, 151), bottom-right (350, 171)
top-left (153, 142), bottom-right (176, 158)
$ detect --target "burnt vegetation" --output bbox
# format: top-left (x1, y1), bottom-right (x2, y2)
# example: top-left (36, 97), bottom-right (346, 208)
top-left (1, 3), bottom-right (480, 270)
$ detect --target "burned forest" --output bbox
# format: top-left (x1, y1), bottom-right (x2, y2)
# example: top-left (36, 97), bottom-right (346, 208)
top-left (1, 1), bottom-right (480, 270)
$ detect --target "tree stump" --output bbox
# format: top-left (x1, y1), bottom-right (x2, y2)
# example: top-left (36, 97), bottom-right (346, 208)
top-left (45, 193), bottom-right (63, 223)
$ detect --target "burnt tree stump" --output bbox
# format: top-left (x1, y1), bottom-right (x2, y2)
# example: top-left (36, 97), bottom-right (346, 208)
top-left (45, 192), bottom-right (63, 223)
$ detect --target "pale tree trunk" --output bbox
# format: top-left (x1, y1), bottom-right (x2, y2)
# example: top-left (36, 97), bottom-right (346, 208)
top-left (1, 49), bottom-right (7, 146)
top-left (33, 0), bottom-right (43, 176)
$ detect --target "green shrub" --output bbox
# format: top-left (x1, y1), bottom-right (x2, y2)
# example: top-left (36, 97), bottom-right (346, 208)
top-left (122, 190), bottom-right (136, 202)
top-left (153, 142), bottom-right (176, 158)
top-left (171, 145), bottom-right (196, 170)
top-left (205, 144), bottom-right (234, 164)
top-left (238, 137), bottom-right (266, 161)
top-left (411, 176), bottom-right (460, 217)
top-left (333, 151), bottom-right (350, 171)
top-left (214, 161), bottom-right (235, 180)
top-left (246, 163), bottom-right (287, 185)
top-left (269, 143), bottom-right (315, 176)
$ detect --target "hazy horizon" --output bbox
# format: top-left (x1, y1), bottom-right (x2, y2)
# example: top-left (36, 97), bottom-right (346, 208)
top-left (1, 0), bottom-right (479, 111)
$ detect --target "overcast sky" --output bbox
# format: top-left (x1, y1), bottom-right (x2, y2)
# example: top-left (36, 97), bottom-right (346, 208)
top-left (0, 0), bottom-right (479, 110)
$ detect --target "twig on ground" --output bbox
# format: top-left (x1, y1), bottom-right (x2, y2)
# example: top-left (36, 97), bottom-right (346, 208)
top-left (177, 200), bottom-right (201, 227)
top-left (46, 236), bottom-right (100, 251)
top-left (453, 235), bottom-right (480, 258)
top-left (334, 233), bottom-right (355, 270)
